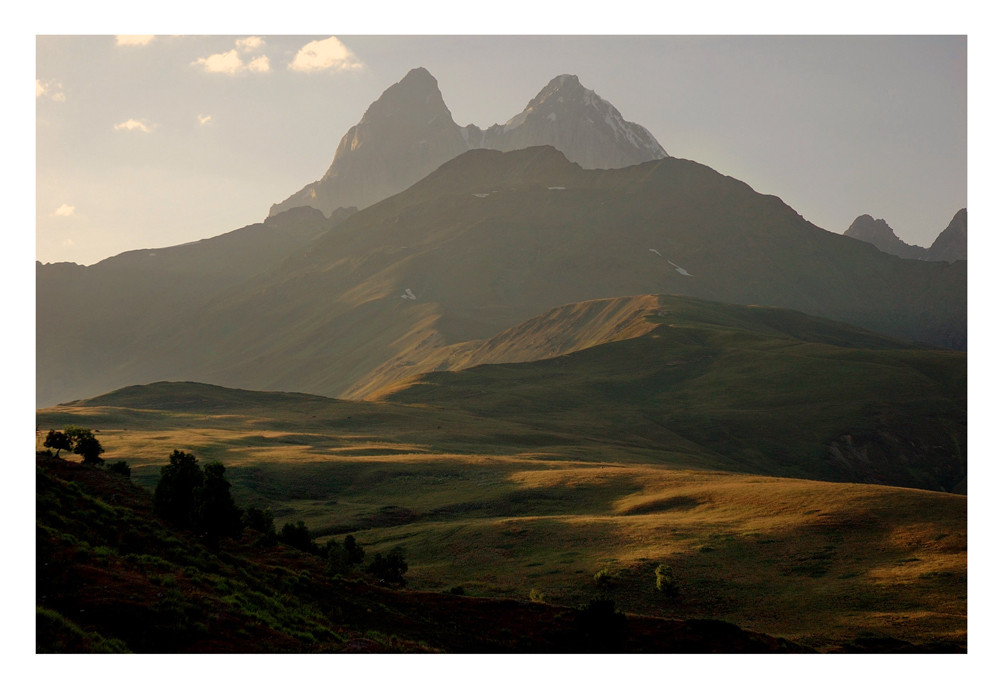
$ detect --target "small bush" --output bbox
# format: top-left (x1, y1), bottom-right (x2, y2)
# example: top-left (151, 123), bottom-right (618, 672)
top-left (594, 566), bottom-right (621, 589)
top-left (529, 588), bottom-right (546, 603)
top-left (107, 461), bottom-right (131, 478)
top-left (654, 563), bottom-right (679, 597)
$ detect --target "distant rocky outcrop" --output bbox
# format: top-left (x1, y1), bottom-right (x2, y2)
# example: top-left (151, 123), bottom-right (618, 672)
top-left (268, 68), bottom-right (667, 218)
top-left (843, 209), bottom-right (966, 262)
top-left (843, 215), bottom-right (926, 259)
top-left (925, 208), bottom-right (967, 262)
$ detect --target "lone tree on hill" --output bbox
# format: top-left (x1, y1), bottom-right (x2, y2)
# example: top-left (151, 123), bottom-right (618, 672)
top-left (44, 426), bottom-right (104, 464)
top-left (43, 429), bottom-right (71, 457)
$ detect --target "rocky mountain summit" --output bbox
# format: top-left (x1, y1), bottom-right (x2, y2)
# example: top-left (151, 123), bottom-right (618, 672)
top-left (269, 68), bottom-right (667, 218)
top-left (461, 73), bottom-right (667, 170)
top-left (843, 209), bottom-right (967, 262)
top-left (843, 214), bottom-right (927, 259)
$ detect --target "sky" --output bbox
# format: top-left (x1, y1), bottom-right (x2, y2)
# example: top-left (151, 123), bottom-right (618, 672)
top-left (34, 32), bottom-right (968, 265)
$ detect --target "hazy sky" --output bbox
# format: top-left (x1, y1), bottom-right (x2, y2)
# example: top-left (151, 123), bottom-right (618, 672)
top-left (35, 33), bottom-right (966, 263)
top-left (34, 33), bottom-right (967, 265)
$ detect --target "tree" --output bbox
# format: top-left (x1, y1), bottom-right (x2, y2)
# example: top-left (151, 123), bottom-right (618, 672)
top-left (366, 546), bottom-right (408, 586)
top-left (194, 461), bottom-right (243, 540)
top-left (64, 426), bottom-right (104, 464)
top-left (343, 534), bottom-right (365, 566)
top-left (154, 450), bottom-right (205, 527)
top-left (278, 521), bottom-right (318, 554)
top-left (243, 507), bottom-right (276, 538)
top-left (325, 534), bottom-right (366, 575)
top-left (43, 430), bottom-right (71, 457)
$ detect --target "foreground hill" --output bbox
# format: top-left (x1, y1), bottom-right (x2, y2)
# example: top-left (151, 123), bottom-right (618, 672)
top-left (37, 147), bottom-right (966, 407)
top-left (38, 454), bottom-right (810, 653)
top-left (37, 380), bottom-right (966, 652)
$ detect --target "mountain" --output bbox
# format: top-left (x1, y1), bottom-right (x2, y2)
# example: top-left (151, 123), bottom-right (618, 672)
top-left (925, 208), bottom-right (967, 262)
top-left (462, 73), bottom-right (667, 169)
top-left (36, 205), bottom-right (354, 407)
top-left (268, 68), bottom-right (469, 218)
top-left (843, 209), bottom-right (967, 262)
top-left (38, 146), bottom-right (966, 408)
top-left (843, 214), bottom-right (926, 259)
top-left (268, 69), bottom-right (666, 218)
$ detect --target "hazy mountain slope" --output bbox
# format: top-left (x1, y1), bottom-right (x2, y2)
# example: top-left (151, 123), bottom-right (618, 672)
top-left (925, 208), bottom-right (967, 262)
top-left (36, 206), bottom-right (352, 407)
top-left (269, 68), bottom-right (470, 218)
top-left (269, 69), bottom-right (667, 218)
top-left (843, 214), bottom-right (926, 259)
top-left (39, 146), bottom-right (966, 407)
top-left (843, 209), bottom-right (967, 262)
top-left (378, 295), bottom-right (966, 492)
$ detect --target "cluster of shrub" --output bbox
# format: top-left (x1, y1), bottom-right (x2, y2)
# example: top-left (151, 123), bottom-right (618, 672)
top-left (42, 429), bottom-right (409, 584)
top-left (42, 426), bottom-right (130, 476)
top-left (265, 516), bottom-right (408, 585)
top-left (593, 563), bottom-right (678, 597)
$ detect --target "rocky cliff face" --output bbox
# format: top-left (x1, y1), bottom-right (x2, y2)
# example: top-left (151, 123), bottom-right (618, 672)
top-left (269, 69), bottom-right (668, 218)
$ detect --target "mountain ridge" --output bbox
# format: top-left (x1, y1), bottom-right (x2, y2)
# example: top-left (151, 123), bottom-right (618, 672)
top-left (268, 68), bottom-right (667, 218)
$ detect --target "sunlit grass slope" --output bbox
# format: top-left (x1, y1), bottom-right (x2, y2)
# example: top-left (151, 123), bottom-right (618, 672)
top-left (38, 382), bottom-right (966, 649)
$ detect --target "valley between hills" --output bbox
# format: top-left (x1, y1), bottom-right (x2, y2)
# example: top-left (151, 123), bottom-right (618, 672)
top-left (35, 66), bottom-right (967, 654)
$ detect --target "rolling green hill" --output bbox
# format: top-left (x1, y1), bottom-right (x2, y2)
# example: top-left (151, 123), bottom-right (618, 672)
top-left (377, 294), bottom-right (966, 492)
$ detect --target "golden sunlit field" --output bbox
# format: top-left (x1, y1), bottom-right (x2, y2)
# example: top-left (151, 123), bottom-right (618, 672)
top-left (38, 383), bottom-right (966, 652)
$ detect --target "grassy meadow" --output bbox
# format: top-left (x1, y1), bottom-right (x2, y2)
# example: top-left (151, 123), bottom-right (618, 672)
top-left (38, 381), bottom-right (966, 651)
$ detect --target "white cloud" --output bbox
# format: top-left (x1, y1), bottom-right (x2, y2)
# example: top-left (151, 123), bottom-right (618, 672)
top-left (198, 114), bottom-right (213, 126)
top-left (192, 41), bottom-right (271, 75)
top-left (236, 36), bottom-right (264, 52)
top-left (53, 204), bottom-right (75, 217)
top-left (289, 36), bottom-right (363, 73)
top-left (114, 118), bottom-right (154, 133)
top-left (192, 49), bottom-right (244, 75)
top-left (36, 79), bottom-right (66, 102)
top-left (247, 55), bottom-right (270, 73)
top-left (116, 35), bottom-right (155, 47)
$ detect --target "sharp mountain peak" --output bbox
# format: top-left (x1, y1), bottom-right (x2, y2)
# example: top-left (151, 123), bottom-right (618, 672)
top-left (269, 68), bottom-right (668, 219)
